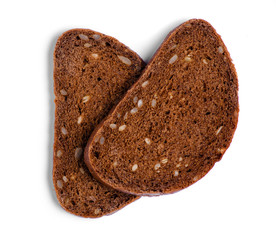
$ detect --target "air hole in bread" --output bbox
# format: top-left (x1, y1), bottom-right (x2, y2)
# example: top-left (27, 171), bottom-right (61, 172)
top-left (94, 151), bottom-right (100, 159)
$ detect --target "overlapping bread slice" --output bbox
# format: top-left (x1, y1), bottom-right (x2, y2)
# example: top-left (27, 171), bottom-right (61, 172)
top-left (84, 19), bottom-right (239, 196)
top-left (53, 29), bottom-right (145, 217)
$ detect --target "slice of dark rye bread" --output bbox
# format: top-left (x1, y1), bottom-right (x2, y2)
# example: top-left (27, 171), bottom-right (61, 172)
top-left (84, 19), bottom-right (239, 196)
top-left (53, 29), bottom-right (145, 217)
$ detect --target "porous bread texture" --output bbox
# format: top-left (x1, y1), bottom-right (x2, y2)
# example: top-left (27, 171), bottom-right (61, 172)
top-left (85, 19), bottom-right (239, 196)
top-left (53, 29), bottom-right (145, 217)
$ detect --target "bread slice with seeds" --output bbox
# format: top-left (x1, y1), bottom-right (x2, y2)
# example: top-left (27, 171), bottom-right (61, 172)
top-left (84, 19), bottom-right (239, 196)
top-left (53, 29), bottom-right (145, 217)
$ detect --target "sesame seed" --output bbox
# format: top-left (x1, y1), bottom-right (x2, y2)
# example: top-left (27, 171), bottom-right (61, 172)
top-left (84, 43), bottom-right (92, 48)
top-left (91, 53), bottom-right (99, 59)
top-left (174, 170), bottom-right (179, 177)
top-left (113, 161), bottom-right (118, 167)
top-left (176, 163), bottom-right (181, 168)
top-left (133, 96), bottom-right (138, 104)
top-left (145, 138), bottom-right (151, 145)
top-left (92, 34), bottom-right (101, 40)
top-left (61, 127), bottom-right (68, 135)
top-left (57, 180), bottom-right (63, 189)
top-left (203, 59), bottom-right (208, 64)
top-left (118, 55), bottom-right (132, 65)
top-left (100, 137), bottom-right (105, 145)
top-left (60, 89), bottom-right (68, 96)
top-left (193, 176), bottom-right (199, 181)
top-left (184, 56), bottom-right (192, 62)
top-left (109, 123), bottom-right (117, 129)
top-left (185, 164), bottom-right (189, 167)
top-left (142, 81), bottom-right (149, 88)
top-left (57, 150), bottom-right (62, 158)
top-left (80, 168), bottom-right (85, 174)
top-left (154, 163), bottom-right (161, 170)
top-left (216, 126), bottom-right (223, 135)
top-left (179, 157), bottom-right (183, 161)
top-left (169, 54), bottom-right (178, 64)
top-left (63, 176), bottom-right (68, 182)
top-left (77, 115), bottom-right (83, 124)
top-left (119, 125), bottom-right (127, 131)
top-left (218, 46), bottom-right (224, 53)
top-left (138, 99), bottom-right (143, 108)
top-left (132, 164), bottom-right (138, 171)
top-left (94, 208), bottom-right (101, 214)
top-left (124, 112), bottom-right (128, 120)
top-left (79, 34), bottom-right (89, 41)
top-left (161, 158), bottom-right (168, 164)
top-left (82, 95), bottom-right (90, 103)
top-left (130, 108), bottom-right (138, 114)
top-left (151, 99), bottom-right (157, 107)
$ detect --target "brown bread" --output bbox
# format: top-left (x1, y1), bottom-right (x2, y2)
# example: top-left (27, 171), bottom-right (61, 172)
top-left (53, 29), bottom-right (145, 217)
top-left (85, 19), bottom-right (239, 196)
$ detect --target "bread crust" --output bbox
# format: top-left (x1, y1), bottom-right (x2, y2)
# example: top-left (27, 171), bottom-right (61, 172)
top-left (85, 19), bottom-right (239, 196)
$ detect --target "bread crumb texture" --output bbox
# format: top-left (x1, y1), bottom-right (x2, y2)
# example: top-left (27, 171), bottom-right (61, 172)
top-left (53, 29), bottom-right (145, 217)
top-left (86, 19), bottom-right (239, 196)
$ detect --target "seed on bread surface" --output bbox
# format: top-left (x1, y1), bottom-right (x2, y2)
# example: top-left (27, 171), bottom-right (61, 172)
top-left (60, 89), bottom-right (67, 96)
top-left (137, 99), bottom-right (143, 108)
top-left (61, 127), bottom-right (68, 135)
top-left (91, 53), bottom-right (99, 59)
top-left (92, 34), bottom-right (101, 40)
top-left (57, 150), bottom-right (62, 158)
top-left (133, 96), bottom-right (138, 104)
top-left (154, 163), bottom-right (161, 170)
top-left (216, 126), bottom-right (223, 135)
top-left (82, 95), bottom-right (90, 103)
top-left (141, 81), bottom-right (149, 88)
top-left (77, 115), bottom-right (83, 125)
top-left (109, 124), bottom-right (117, 129)
top-left (57, 180), bottom-right (63, 189)
top-left (79, 34), bottom-right (89, 41)
top-left (99, 137), bottom-right (105, 145)
top-left (169, 54), bottom-right (178, 64)
top-left (118, 55), bottom-right (132, 66)
top-left (63, 176), bottom-right (68, 182)
top-left (132, 164), bottom-right (138, 172)
top-left (161, 158), bottom-right (168, 164)
top-left (94, 208), bottom-right (101, 214)
top-left (145, 138), bottom-right (151, 145)
top-left (130, 108), bottom-right (138, 114)
top-left (218, 46), bottom-right (224, 53)
top-left (119, 125), bottom-right (127, 131)
top-left (84, 43), bottom-right (92, 48)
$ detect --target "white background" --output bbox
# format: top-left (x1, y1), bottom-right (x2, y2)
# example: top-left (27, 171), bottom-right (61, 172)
top-left (1, 0), bottom-right (275, 239)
